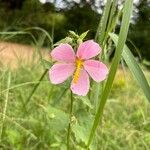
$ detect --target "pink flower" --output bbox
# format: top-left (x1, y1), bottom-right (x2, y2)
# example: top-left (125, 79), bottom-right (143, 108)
top-left (49, 40), bottom-right (108, 96)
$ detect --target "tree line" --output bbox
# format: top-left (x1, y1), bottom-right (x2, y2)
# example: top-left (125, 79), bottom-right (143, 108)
top-left (0, 0), bottom-right (149, 61)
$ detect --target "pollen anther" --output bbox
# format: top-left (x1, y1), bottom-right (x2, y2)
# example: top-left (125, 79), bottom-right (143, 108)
top-left (73, 58), bottom-right (83, 84)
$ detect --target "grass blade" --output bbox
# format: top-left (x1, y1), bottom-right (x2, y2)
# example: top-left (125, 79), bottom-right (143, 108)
top-left (0, 31), bottom-right (37, 44)
top-left (25, 27), bottom-right (53, 49)
top-left (0, 72), bottom-right (11, 141)
top-left (95, 0), bottom-right (112, 45)
top-left (25, 69), bottom-right (48, 105)
top-left (0, 113), bottom-right (37, 140)
top-left (0, 81), bottom-right (49, 94)
top-left (87, 0), bottom-right (133, 147)
top-left (91, 0), bottom-right (112, 112)
top-left (110, 33), bottom-right (150, 101)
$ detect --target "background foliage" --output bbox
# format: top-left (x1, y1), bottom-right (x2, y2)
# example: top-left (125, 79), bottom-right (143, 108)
top-left (0, 0), bottom-right (150, 61)
top-left (0, 0), bottom-right (150, 149)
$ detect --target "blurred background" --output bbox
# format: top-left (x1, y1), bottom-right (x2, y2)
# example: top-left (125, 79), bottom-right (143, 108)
top-left (0, 0), bottom-right (150, 62)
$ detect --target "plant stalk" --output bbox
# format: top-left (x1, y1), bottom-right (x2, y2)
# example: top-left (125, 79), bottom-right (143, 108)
top-left (87, 0), bottom-right (133, 148)
top-left (67, 90), bottom-right (74, 150)
top-left (0, 72), bottom-right (11, 142)
top-left (25, 69), bottom-right (48, 105)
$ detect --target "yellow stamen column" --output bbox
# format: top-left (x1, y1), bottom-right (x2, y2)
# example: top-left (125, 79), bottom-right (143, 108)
top-left (73, 59), bottom-right (83, 84)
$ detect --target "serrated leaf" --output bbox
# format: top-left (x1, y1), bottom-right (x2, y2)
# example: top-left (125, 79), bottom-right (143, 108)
top-left (79, 30), bottom-right (89, 40)
top-left (73, 124), bottom-right (88, 144)
top-left (72, 110), bottom-right (93, 145)
top-left (69, 30), bottom-right (79, 38)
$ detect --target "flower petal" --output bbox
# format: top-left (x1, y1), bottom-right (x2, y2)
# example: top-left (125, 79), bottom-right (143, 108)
top-left (71, 69), bottom-right (90, 96)
top-left (49, 63), bottom-right (75, 84)
top-left (76, 40), bottom-right (101, 60)
top-left (84, 60), bottom-right (108, 82)
top-left (51, 44), bottom-right (75, 62)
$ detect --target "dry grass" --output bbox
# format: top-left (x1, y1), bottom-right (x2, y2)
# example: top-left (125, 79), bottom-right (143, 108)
top-left (0, 41), bottom-right (49, 68)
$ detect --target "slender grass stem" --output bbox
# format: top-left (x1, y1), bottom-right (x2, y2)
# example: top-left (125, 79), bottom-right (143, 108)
top-left (52, 87), bottom-right (69, 106)
top-left (0, 112), bottom-right (37, 140)
top-left (0, 81), bottom-right (48, 94)
top-left (0, 72), bottom-right (11, 142)
top-left (25, 69), bottom-right (48, 105)
top-left (67, 90), bottom-right (74, 150)
top-left (87, 0), bottom-right (133, 148)
top-left (90, 0), bottom-right (112, 114)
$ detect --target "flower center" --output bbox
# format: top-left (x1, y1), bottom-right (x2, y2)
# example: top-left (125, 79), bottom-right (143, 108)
top-left (73, 58), bottom-right (83, 84)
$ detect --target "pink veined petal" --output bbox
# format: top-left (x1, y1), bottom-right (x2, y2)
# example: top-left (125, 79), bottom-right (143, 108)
top-left (76, 40), bottom-right (101, 60)
top-left (51, 44), bottom-right (75, 62)
top-left (49, 63), bottom-right (75, 84)
top-left (71, 69), bottom-right (90, 96)
top-left (84, 60), bottom-right (108, 82)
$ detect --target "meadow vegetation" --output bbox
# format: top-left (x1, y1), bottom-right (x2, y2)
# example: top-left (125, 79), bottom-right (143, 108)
top-left (0, 0), bottom-right (150, 149)
top-left (0, 51), bottom-right (149, 149)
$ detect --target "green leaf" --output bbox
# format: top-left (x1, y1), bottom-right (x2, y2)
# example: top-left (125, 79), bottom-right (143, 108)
top-left (109, 33), bottom-right (150, 102)
top-left (54, 37), bottom-right (73, 46)
top-left (72, 110), bottom-right (93, 146)
top-left (41, 59), bottom-right (53, 70)
top-left (79, 30), bottom-right (89, 40)
top-left (95, 0), bottom-right (112, 45)
top-left (69, 30), bottom-right (79, 38)
top-left (48, 105), bottom-right (69, 129)
top-left (74, 96), bottom-right (93, 109)
top-left (90, 0), bottom-right (112, 115)
top-left (87, 0), bottom-right (134, 147)
top-left (106, 0), bottom-right (117, 33)
top-left (6, 129), bottom-right (19, 145)
top-left (25, 27), bottom-right (53, 48)
top-left (143, 59), bottom-right (150, 66)
top-left (39, 104), bottom-right (69, 132)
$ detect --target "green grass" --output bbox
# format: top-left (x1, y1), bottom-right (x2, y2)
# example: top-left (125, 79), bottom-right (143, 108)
top-left (0, 1), bottom-right (149, 149)
top-left (0, 61), bottom-right (149, 149)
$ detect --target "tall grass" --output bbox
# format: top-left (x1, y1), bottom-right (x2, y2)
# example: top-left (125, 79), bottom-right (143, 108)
top-left (0, 57), bottom-right (149, 149)
top-left (0, 0), bottom-right (150, 149)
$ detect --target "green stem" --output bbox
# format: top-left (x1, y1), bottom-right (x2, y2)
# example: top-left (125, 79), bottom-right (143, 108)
top-left (67, 91), bottom-right (74, 150)
top-left (87, 0), bottom-right (133, 148)
top-left (0, 72), bottom-right (11, 142)
top-left (90, 0), bottom-right (112, 102)
top-left (25, 69), bottom-right (48, 105)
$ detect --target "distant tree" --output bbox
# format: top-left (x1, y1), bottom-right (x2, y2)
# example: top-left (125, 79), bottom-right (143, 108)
top-left (0, 0), bottom-right (25, 9)
top-left (63, 3), bottom-right (99, 38)
top-left (129, 0), bottom-right (150, 61)
top-left (0, 0), bottom-right (149, 61)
